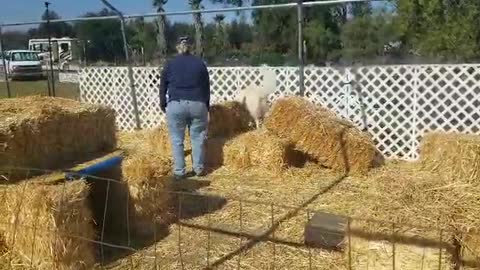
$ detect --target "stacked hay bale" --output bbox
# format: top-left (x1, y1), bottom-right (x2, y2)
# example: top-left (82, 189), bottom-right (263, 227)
top-left (0, 181), bottom-right (95, 269)
top-left (462, 233), bottom-right (480, 266)
top-left (115, 101), bottom-right (256, 233)
top-left (264, 97), bottom-right (380, 175)
top-left (142, 126), bottom-right (225, 169)
top-left (208, 101), bottom-right (254, 138)
top-left (420, 132), bottom-right (480, 183)
top-left (131, 98), bottom-right (379, 175)
top-left (205, 137), bottom-right (229, 169)
top-left (0, 96), bottom-right (120, 268)
top-left (0, 96), bottom-right (116, 180)
top-left (223, 130), bottom-right (308, 173)
top-left (420, 132), bottom-right (480, 263)
top-left (146, 126), bottom-right (191, 157)
top-left (140, 101), bottom-right (253, 169)
top-left (122, 154), bottom-right (173, 234)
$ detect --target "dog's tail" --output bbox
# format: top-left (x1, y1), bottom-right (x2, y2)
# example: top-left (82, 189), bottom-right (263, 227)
top-left (260, 68), bottom-right (277, 96)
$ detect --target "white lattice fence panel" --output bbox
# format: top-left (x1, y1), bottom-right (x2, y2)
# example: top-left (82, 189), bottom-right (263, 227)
top-left (79, 65), bottom-right (480, 160)
top-left (133, 67), bottom-right (163, 129)
top-left (350, 66), bottom-right (417, 160)
top-left (414, 65), bottom-right (480, 158)
top-left (270, 67), bottom-right (300, 103)
top-left (209, 67), bottom-right (240, 103)
top-left (113, 68), bottom-right (137, 131)
top-left (304, 67), bottom-right (346, 117)
top-left (235, 67), bottom-right (264, 91)
top-left (209, 67), bottom-right (298, 104)
top-left (80, 67), bottom-right (137, 130)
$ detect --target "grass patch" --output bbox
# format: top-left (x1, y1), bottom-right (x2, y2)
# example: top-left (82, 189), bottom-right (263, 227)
top-left (0, 80), bottom-right (79, 100)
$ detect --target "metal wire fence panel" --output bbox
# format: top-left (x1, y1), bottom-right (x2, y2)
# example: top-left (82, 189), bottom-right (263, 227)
top-left (79, 64), bottom-right (480, 160)
top-left (1, 167), bottom-right (478, 269)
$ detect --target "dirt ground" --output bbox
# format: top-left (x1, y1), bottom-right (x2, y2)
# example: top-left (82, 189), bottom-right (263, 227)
top-left (105, 133), bottom-right (464, 270)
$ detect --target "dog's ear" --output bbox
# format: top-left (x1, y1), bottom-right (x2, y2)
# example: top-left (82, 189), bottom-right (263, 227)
top-left (242, 96), bottom-right (247, 105)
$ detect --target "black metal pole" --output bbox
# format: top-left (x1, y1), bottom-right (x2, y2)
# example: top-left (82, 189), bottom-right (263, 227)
top-left (45, 1), bottom-right (56, 97)
top-left (100, 0), bottom-right (142, 130)
top-left (0, 27), bottom-right (11, 98)
top-left (297, 0), bottom-right (305, 97)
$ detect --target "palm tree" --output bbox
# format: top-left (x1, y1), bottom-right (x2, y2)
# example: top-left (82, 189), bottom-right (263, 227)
top-left (189, 0), bottom-right (204, 57)
top-left (213, 14), bottom-right (227, 54)
top-left (153, 0), bottom-right (168, 58)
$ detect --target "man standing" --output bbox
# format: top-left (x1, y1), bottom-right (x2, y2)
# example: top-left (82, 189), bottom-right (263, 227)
top-left (160, 36), bottom-right (210, 180)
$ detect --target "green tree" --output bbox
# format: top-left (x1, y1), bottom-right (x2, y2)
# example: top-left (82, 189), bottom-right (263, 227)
top-left (29, 10), bottom-right (74, 38)
top-left (395, 0), bottom-right (480, 61)
top-left (1, 31), bottom-right (30, 50)
top-left (153, 0), bottom-right (168, 58)
top-left (213, 14), bottom-right (228, 56)
top-left (304, 20), bottom-right (340, 64)
top-left (252, 0), bottom-right (297, 54)
top-left (75, 9), bottom-right (125, 63)
top-left (350, 2), bottom-right (372, 17)
top-left (129, 18), bottom-right (157, 64)
top-left (341, 14), bottom-right (400, 63)
top-left (189, 0), bottom-right (205, 57)
top-left (228, 19), bottom-right (253, 50)
top-left (252, 0), bottom-right (342, 62)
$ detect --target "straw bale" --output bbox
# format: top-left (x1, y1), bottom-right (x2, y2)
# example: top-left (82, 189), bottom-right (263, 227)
top-left (0, 96), bottom-right (116, 180)
top-left (223, 130), bottom-right (309, 173)
top-left (205, 137), bottom-right (228, 169)
top-left (421, 132), bottom-right (480, 183)
top-left (145, 126), bottom-right (191, 158)
top-left (117, 130), bottom-right (151, 155)
top-left (0, 233), bottom-right (6, 255)
top-left (0, 181), bottom-right (95, 270)
top-left (122, 154), bottom-right (173, 232)
top-left (143, 102), bottom-right (252, 158)
top-left (208, 101), bottom-right (254, 138)
top-left (144, 127), bottom-right (228, 171)
top-left (264, 97), bottom-right (380, 175)
top-left (462, 233), bottom-right (480, 268)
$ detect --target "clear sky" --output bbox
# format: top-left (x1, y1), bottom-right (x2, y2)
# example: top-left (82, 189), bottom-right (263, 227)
top-left (1, 0), bottom-right (391, 30)
top-left (1, 0), bottom-right (237, 29)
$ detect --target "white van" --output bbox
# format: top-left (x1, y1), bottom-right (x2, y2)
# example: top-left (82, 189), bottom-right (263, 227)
top-left (3, 50), bottom-right (43, 79)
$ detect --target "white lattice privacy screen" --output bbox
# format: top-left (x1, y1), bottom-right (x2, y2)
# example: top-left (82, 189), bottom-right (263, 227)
top-left (79, 65), bottom-right (480, 160)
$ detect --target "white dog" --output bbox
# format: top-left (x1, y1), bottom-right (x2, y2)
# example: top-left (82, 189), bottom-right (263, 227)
top-left (235, 69), bottom-right (277, 129)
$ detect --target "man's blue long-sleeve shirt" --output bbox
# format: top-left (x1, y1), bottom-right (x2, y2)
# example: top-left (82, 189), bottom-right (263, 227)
top-left (159, 54), bottom-right (211, 111)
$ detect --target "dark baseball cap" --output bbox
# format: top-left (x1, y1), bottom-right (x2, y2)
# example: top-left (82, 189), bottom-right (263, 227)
top-left (178, 36), bottom-right (192, 45)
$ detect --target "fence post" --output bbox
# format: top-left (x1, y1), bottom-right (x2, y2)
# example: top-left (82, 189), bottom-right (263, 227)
top-left (100, 0), bottom-right (142, 130)
top-left (0, 26), bottom-right (11, 98)
top-left (45, 2), bottom-right (56, 97)
top-left (297, 0), bottom-right (305, 97)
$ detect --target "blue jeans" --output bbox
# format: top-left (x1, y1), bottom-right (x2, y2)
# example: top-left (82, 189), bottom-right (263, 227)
top-left (166, 100), bottom-right (208, 177)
